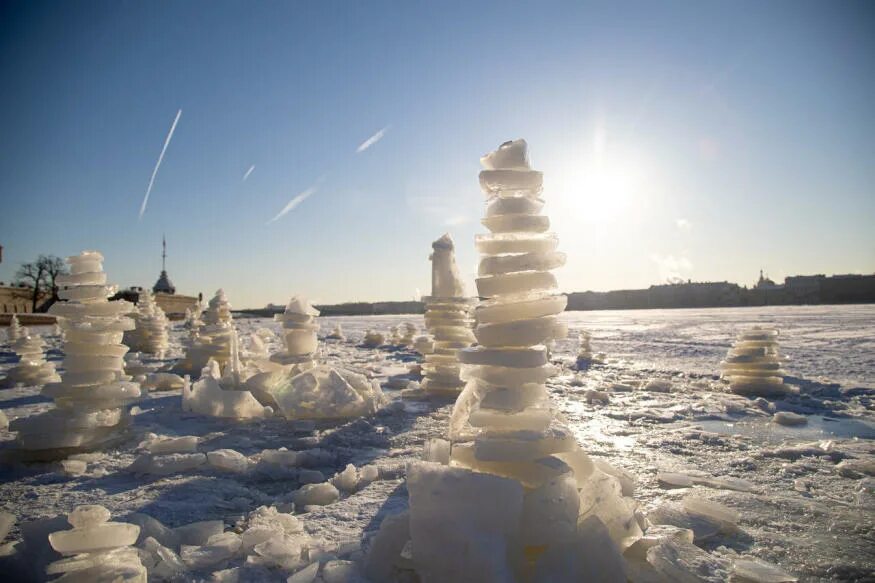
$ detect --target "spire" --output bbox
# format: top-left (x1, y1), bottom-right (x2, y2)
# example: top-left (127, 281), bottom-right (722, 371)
top-left (162, 234), bottom-right (167, 272)
top-left (153, 234), bottom-right (176, 295)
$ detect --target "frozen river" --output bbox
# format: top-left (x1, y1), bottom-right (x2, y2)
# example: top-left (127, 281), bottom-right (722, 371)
top-left (1, 304), bottom-right (873, 581)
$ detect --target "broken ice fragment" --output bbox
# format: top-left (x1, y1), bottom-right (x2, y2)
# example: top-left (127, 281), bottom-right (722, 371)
top-left (293, 482), bottom-right (340, 506)
top-left (732, 557), bottom-right (798, 582)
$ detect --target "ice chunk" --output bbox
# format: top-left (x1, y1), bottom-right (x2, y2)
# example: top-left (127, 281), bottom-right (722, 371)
top-left (68, 505), bottom-right (111, 528)
top-left (293, 483), bottom-right (340, 506)
top-left (272, 365), bottom-right (384, 421)
top-left (175, 520), bottom-right (225, 547)
top-left (682, 496), bottom-right (739, 528)
top-left (407, 462), bottom-right (524, 582)
top-left (0, 409), bottom-right (7, 430)
top-left (126, 513), bottom-right (180, 550)
top-left (61, 459), bottom-right (87, 476)
top-left (143, 536), bottom-right (186, 579)
top-left (422, 438), bottom-right (451, 464)
top-left (658, 472), bottom-right (694, 488)
top-left (180, 532), bottom-right (241, 569)
top-left (331, 464), bottom-right (359, 494)
top-left (141, 434), bottom-right (199, 454)
top-left (288, 561), bottom-right (320, 583)
top-left (533, 515), bottom-right (627, 583)
top-left (50, 521), bottom-right (139, 554)
top-left (322, 559), bottom-right (359, 582)
top-left (128, 452), bottom-right (206, 475)
top-left (772, 411), bottom-right (807, 426)
top-left (521, 474), bottom-right (579, 546)
top-left (0, 512), bottom-right (14, 543)
top-left (253, 535), bottom-right (306, 570)
top-left (647, 503), bottom-right (722, 542)
top-left (647, 540), bottom-right (728, 583)
top-left (625, 524), bottom-right (695, 561)
top-left (207, 449), bottom-right (250, 473)
top-left (732, 557), bottom-right (798, 582)
top-left (364, 511), bottom-right (410, 581)
top-left (594, 459), bottom-right (636, 496)
top-left (643, 379), bottom-right (672, 393)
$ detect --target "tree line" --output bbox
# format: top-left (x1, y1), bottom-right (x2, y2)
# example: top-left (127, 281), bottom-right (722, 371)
top-left (14, 255), bottom-right (68, 313)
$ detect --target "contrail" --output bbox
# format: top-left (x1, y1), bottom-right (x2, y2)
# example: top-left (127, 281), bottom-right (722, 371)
top-left (356, 126), bottom-right (388, 153)
top-left (267, 177), bottom-right (324, 224)
top-left (139, 109), bottom-right (182, 220)
top-left (242, 165), bottom-right (255, 182)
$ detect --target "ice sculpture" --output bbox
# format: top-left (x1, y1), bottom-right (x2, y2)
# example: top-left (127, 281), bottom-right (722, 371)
top-left (182, 331), bottom-right (272, 419)
top-left (407, 140), bottom-right (641, 581)
top-left (721, 327), bottom-right (792, 397)
top-left (395, 322), bottom-right (418, 347)
top-left (11, 251), bottom-right (142, 456)
top-left (1, 328), bottom-right (60, 388)
top-left (576, 330), bottom-right (605, 367)
top-left (123, 289), bottom-right (169, 357)
top-left (421, 234), bottom-right (475, 397)
top-left (175, 289), bottom-right (234, 376)
top-left (46, 504), bottom-right (145, 581)
top-left (183, 297), bottom-right (205, 329)
top-left (326, 323), bottom-right (345, 340)
top-left (270, 297), bottom-right (319, 371)
top-left (362, 329), bottom-right (385, 348)
top-left (6, 314), bottom-right (24, 343)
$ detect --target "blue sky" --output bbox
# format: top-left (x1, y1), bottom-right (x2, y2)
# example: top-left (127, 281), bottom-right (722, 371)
top-left (1, 1), bottom-right (873, 307)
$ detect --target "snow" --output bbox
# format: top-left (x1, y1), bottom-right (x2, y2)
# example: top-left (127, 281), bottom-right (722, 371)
top-left (0, 305), bottom-right (872, 581)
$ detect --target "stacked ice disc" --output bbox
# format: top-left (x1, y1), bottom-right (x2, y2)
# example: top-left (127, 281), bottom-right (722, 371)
top-left (46, 505), bottom-right (145, 581)
top-left (11, 251), bottom-right (142, 454)
top-left (362, 329), bottom-right (385, 348)
top-left (123, 289), bottom-right (169, 357)
top-left (6, 314), bottom-right (24, 343)
top-left (421, 234), bottom-right (475, 397)
top-left (326, 323), bottom-right (345, 340)
top-left (2, 328), bottom-right (60, 387)
top-left (721, 326), bottom-right (790, 396)
top-left (176, 289), bottom-right (234, 375)
top-left (270, 297), bottom-right (319, 371)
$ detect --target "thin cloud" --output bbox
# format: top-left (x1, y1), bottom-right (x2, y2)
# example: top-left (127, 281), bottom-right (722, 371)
top-left (267, 177), bottom-right (325, 224)
top-left (356, 126), bottom-right (389, 153)
top-left (676, 218), bottom-right (692, 231)
top-left (139, 109), bottom-right (182, 220)
top-left (444, 215), bottom-right (471, 226)
top-left (242, 165), bottom-right (255, 182)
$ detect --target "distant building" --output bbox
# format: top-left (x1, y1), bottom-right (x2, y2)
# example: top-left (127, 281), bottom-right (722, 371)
top-left (152, 236), bottom-right (176, 295)
top-left (754, 269), bottom-right (782, 290)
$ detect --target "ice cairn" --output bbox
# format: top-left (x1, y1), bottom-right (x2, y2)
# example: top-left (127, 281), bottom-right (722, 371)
top-left (45, 505), bottom-right (145, 581)
top-left (401, 141), bottom-right (641, 582)
top-left (576, 330), bottom-right (605, 367)
top-left (362, 329), bottom-right (385, 347)
top-left (11, 251), bottom-right (142, 455)
top-left (420, 234), bottom-right (475, 397)
top-left (123, 289), bottom-right (169, 357)
top-left (175, 289), bottom-right (234, 376)
top-left (326, 323), bottom-right (345, 340)
top-left (721, 326), bottom-right (792, 397)
top-left (1, 324), bottom-right (60, 388)
top-left (6, 313), bottom-right (24, 343)
top-left (183, 297), bottom-right (205, 329)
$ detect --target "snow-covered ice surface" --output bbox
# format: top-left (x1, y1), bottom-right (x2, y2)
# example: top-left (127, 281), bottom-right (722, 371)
top-left (0, 305), bottom-right (873, 581)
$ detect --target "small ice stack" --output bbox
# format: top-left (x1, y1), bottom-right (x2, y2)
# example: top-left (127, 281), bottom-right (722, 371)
top-left (46, 505), bottom-right (145, 581)
top-left (405, 141), bottom-right (641, 582)
top-left (12, 251), bottom-right (142, 455)
top-left (175, 289), bottom-right (235, 376)
top-left (6, 314), bottom-right (24, 343)
top-left (721, 326), bottom-right (791, 397)
top-left (271, 297), bottom-right (319, 372)
top-left (1, 326), bottom-right (60, 388)
top-left (421, 234), bottom-right (475, 397)
top-left (123, 289), bottom-right (169, 357)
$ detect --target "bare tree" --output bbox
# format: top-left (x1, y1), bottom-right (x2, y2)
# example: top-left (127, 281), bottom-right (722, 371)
top-left (15, 261), bottom-right (46, 312)
top-left (39, 255), bottom-right (68, 304)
